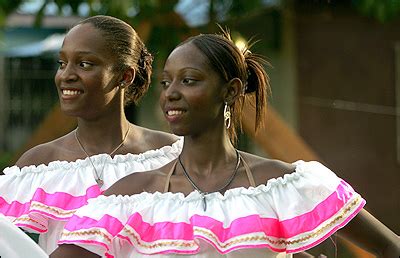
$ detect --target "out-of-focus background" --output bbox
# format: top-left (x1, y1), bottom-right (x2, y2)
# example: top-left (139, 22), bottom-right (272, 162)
top-left (0, 0), bottom-right (399, 257)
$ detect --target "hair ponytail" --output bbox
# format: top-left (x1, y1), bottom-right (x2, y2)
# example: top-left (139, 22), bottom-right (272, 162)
top-left (242, 51), bottom-right (271, 132)
top-left (181, 29), bottom-right (271, 143)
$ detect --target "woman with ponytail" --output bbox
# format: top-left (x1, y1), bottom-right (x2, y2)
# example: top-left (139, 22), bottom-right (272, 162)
top-left (0, 15), bottom-right (183, 255)
top-left (52, 28), bottom-right (399, 258)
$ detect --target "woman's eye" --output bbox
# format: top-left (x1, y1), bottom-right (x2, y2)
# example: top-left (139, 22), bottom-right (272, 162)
top-left (182, 78), bottom-right (196, 85)
top-left (79, 61), bottom-right (93, 68)
top-left (57, 60), bottom-right (66, 69)
top-left (160, 80), bottom-right (170, 88)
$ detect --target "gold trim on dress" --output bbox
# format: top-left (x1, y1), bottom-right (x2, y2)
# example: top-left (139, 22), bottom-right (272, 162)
top-left (30, 202), bottom-right (76, 216)
top-left (13, 216), bottom-right (47, 229)
top-left (121, 226), bottom-right (196, 249)
top-left (62, 229), bottom-right (113, 244)
top-left (60, 195), bottom-right (363, 252)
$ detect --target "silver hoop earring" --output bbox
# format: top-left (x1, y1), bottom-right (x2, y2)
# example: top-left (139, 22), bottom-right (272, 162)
top-left (224, 102), bottom-right (231, 129)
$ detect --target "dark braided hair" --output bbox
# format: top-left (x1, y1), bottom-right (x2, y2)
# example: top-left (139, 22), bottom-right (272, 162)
top-left (78, 15), bottom-right (154, 105)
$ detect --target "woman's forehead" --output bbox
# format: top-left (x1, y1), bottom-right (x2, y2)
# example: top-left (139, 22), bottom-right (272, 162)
top-left (61, 24), bottom-right (110, 56)
top-left (165, 43), bottom-right (211, 71)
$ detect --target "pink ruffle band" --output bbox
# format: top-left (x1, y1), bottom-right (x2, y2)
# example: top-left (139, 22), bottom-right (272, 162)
top-left (0, 185), bottom-right (102, 233)
top-left (59, 180), bottom-right (366, 256)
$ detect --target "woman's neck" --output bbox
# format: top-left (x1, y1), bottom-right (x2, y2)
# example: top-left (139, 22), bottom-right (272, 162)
top-left (75, 113), bottom-right (131, 155)
top-left (180, 132), bottom-right (237, 177)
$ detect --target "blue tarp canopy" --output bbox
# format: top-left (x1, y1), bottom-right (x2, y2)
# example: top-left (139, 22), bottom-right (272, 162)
top-left (3, 33), bottom-right (64, 57)
top-left (0, 28), bottom-right (65, 57)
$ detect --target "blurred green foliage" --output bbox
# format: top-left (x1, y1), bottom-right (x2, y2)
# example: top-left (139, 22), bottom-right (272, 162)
top-left (2, 0), bottom-right (400, 30)
top-left (0, 152), bottom-right (12, 171)
top-left (0, 0), bottom-right (23, 26)
top-left (352, 0), bottom-right (400, 22)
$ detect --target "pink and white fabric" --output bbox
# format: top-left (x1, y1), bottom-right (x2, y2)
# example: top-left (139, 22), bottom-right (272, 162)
top-left (59, 160), bottom-right (365, 257)
top-left (0, 138), bottom-right (183, 255)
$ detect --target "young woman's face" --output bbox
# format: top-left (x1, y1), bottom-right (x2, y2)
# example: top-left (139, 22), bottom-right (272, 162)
top-left (159, 42), bottom-right (225, 136)
top-left (55, 23), bottom-right (120, 119)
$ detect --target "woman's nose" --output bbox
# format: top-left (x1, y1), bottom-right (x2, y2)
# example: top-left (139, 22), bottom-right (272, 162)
top-left (164, 82), bottom-right (181, 100)
top-left (58, 64), bottom-right (78, 82)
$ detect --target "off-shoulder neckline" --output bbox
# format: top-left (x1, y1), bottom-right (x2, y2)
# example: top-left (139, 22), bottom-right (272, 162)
top-left (3, 137), bottom-right (183, 174)
top-left (98, 160), bottom-right (325, 203)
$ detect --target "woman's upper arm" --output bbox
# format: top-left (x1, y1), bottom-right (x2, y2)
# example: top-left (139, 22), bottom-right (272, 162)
top-left (338, 208), bottom-right (399, 257)
top-left (103, 171), bottom-right (155, 196)
top-left (15, 144), bottom-right (51, 167)
top-left (50, 244), bottom-right (100, 258)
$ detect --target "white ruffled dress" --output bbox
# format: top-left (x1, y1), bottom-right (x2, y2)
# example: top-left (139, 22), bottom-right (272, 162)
top-left (0, 138), bottom-right (183, 254)
top-left (59, 160), bottom-right (365, 257)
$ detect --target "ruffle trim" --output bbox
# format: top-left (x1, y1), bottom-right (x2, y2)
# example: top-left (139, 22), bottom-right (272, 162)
top-left (2, 184), bottom-right (101, 232)
top-left (0, 138), bottom-right (183, 233)
top-left (3, 137), bottom-right (183, 176)
top-left (58, 161), bottom-right (366, 255)
top-left (60, 194), bottom-right (365, 256)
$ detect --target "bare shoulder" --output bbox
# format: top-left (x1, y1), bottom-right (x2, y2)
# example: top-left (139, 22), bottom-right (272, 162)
top-left (15, 133), bottom-right (75, 167)
top-left (239, 151), bottom-right (296, 186)
top-left (134, 126), bottom-right (179, 150)
top-left (104, 160), bottom-right (176, 196)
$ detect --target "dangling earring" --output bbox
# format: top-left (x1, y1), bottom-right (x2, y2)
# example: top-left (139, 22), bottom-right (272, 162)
top-left (241, 81), bottom-right (248, 96)
top-left (119, 82), bottom-right (126, 89)
top-left (224, 102), bottom-right (231, 129)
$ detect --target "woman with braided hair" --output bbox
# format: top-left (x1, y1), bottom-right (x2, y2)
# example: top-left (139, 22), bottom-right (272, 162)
top-left (0, 15), bottom-right (183, 255)
top-left (52, 28), bottom-right (399, 257)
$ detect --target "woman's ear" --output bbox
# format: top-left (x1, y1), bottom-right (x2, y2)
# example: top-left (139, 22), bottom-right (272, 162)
top-left (223, 78), bottom-right (243, 105)
top-left (120, 67), bottom-right (136, 87)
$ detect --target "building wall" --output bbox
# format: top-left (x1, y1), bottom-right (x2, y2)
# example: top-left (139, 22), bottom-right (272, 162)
top-left (296, 6), bottom-right (400, 233)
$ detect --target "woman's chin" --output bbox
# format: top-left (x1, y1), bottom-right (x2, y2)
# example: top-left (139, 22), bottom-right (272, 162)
top-left (60, 106), bottom-right (81, 118)
top-left (169, 128), bottom-right (187, 137)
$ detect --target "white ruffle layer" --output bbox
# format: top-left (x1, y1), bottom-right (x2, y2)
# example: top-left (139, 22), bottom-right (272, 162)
top-left (59, 161), bottom-right (365, 257)
top-left (0, 137), bottom-right (183, 254)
